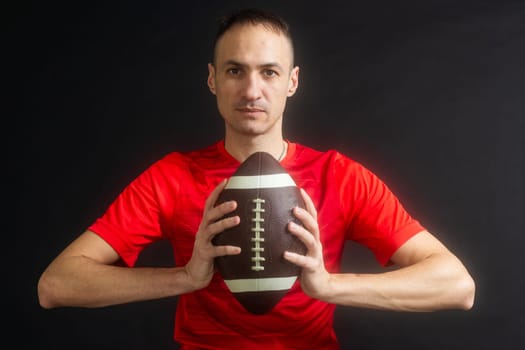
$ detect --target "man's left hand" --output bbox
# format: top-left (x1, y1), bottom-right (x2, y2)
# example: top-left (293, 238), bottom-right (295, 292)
top-left (284, 188), bottom-right (332, 300)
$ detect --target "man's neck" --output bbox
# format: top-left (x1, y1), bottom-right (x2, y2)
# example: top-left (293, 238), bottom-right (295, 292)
top-left (224, 134), bottom-right (287, 163)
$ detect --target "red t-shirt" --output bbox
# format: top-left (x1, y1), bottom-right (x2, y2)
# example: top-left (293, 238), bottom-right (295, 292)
top-left (89, 140), bottom-right (424, 349)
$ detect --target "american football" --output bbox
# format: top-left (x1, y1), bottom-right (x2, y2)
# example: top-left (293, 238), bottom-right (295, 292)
top-left (212, 151), bottom-right (307, 314)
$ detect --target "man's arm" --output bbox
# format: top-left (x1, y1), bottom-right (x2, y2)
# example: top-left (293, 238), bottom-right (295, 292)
top-left (284, 189), bottom-right (475, 312)
top-left (38, 180), bottom-right (241, 309)
top-left (37, 230), bottom-right (192, 308)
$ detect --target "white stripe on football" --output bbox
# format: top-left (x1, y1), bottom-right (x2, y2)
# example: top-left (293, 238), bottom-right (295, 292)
top-left (225, 173), bottom-right (296, 189)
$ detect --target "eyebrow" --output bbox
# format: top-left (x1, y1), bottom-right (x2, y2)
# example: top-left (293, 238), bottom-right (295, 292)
top-left (223, 60), bottom-right (285, 72)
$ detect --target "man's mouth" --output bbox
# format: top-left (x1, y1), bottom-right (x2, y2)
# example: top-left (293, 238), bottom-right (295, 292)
top-left (237, 107), bottom-right (265, 113)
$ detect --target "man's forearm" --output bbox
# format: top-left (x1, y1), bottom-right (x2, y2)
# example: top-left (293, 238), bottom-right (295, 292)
top-left (320, 253), bottom-right (475, 311)
top-left (38, 255), bottom-right (196, 309)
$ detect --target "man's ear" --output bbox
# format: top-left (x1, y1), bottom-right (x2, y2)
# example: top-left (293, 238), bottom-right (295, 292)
top-left (207, 63), bottom-right (216, 95)
top-left (287, 66), bottom-right (300, 97)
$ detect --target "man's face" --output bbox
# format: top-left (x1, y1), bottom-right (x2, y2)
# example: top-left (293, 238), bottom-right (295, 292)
top-left (208, 24), bottom-right (299, 137)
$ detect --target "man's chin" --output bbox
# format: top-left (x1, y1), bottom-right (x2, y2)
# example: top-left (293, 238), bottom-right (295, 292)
top-left (229, 124), bottom-right (270, 137)
top-left (224, 115), bottom-right (280, 137)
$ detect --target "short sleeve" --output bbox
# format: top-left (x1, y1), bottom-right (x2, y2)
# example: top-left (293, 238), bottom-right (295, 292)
top-left (341, 159), bottom-right (425, 265)
top-left (89, 165), bottom-right (164, 267)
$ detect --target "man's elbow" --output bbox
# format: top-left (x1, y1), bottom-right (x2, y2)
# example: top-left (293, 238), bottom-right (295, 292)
top-left (37, 272), bottom-right (60, 309)
top-left (455, 273), bottom-right (476, 310)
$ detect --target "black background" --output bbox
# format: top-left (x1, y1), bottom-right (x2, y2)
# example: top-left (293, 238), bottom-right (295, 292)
top-left (9, 0), bottom-right (524, 349)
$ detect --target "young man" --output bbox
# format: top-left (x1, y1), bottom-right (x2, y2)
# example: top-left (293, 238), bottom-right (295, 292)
top-left (38, 8), bottom-right (475, 349)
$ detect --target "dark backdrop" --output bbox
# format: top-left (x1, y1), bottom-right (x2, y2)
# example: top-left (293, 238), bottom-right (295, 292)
top-left (9, 0), bottom-right (524, 349)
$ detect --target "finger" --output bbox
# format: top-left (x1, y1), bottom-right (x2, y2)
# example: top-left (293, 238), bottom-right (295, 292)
top-left (204, 200), bottom-right (237, 225)
top-left (288, 221), bottom-right (317, 250)
top-left (300, 188), bottom-right (318, 220)
top-left (292, 206), bottom-right (319, 239)
top-left (204, 179), bottom-right (228, 211)
top-left (213, 245), bottom-right (241, 257)
top-left (207, 215), bottom-right (240, 241)
top-left (283, 251), bottom-right (317, 272)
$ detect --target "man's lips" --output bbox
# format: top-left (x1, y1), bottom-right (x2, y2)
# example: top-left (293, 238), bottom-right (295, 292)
top-left (236, 107), bottom-right (265, 113)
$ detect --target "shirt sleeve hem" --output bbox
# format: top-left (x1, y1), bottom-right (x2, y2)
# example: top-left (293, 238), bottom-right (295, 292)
top-left (377, 222), bottom-right (426, 266)
top-left (89, 221), bottom-right (138, 267)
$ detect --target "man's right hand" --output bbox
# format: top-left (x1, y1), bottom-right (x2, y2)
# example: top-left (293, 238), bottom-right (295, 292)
top-left (183, 179), bottom-right (241, 291)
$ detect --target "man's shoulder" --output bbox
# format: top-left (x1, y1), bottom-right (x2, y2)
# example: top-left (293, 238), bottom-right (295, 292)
top-left (293, 142), bottom-right (355, 164)
top-left (156, 141), bottom-right (224, 163)
top-left (149, 140), bottom-right (238, 177)
top-left (292, 142), bottom-right (373, 178)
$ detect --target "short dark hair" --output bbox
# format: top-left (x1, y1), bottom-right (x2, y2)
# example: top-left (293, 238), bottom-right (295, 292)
top-left (212, 8), bottom-right (294, 65)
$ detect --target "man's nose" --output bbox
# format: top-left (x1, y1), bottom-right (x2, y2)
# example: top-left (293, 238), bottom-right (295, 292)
top-left (242, 73), bottom-right (262, 100)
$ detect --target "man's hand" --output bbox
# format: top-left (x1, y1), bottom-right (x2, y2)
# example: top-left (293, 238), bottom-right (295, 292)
top-left (184, 179), bottom-right (241, 291)
top-left (284, 188), bottom-right (332, 300)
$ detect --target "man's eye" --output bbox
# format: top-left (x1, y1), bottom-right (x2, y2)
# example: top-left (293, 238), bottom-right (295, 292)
top-left (264, 70), bottom-right (277, 77)
top-left (227, 68), bottom-right (241, 75)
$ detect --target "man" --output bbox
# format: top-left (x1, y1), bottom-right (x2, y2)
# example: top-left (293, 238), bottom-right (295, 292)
top-left (38, 8), bottom-right (475, 349)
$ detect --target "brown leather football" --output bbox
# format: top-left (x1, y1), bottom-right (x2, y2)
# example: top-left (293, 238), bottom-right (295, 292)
top-left (212, 151), bottom-right (307, 314)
